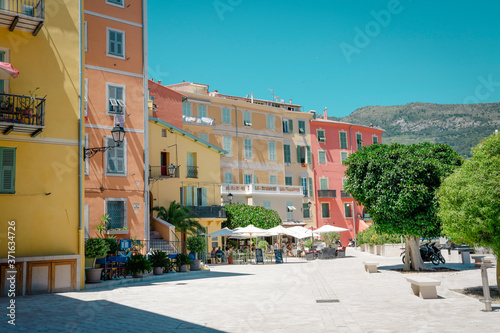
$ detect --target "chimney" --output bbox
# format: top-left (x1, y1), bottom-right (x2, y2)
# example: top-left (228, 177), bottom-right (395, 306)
top-left (251, 93), bottom-right (254, 103)
top-left (323, 107), bottom-right (328, 120)
top-left (370, 123), bottom-right (373, 128)
top-left (158, 80), bottom-right (161, 84)
top-left (289, 99), bottom-right (292, 104)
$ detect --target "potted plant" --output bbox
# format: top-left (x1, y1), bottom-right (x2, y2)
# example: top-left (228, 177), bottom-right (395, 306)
top-left (102, 238), bottom-right (119, 256)
top-left (150, 250), bottom-right (170, 275)
top-left (85, 238), bottom-right (110, 283)
top-left (126, 253), bottom-right (152, 278)
top-left (175, 253), bottom-right (192, 272)
top-left (257, 240), bottom-right (269, 250)
top-left (186, 235), bottom-right (206, 271)
top-left (227, 250), bottom-right (234, 264)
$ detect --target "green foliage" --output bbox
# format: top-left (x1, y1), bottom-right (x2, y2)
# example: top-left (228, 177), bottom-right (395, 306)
top-left (186, 235), bottom-right (206, 254)
top-left (223, 204), bottom-right (282, 229)
top-left (257, 240), bottom-right (269, 249)
top-left (175, 253), bottom-right (192, 267)
top-left (153, 201), bottom-right (205, 235)
top-left (357, 226), bottom-right (401, 245)
top-left (96, 214), bottom-right (110, 238)
top-left (438, 134), bottom-right (500, 256)
top-left (102, 238), bottom-right (119, 254)
top-left (303, 239), bottom-right (314, 248)
top-left (126, 254), bottom-right (152, 276)
top-left (85, 238), bottom-right (110, 259)
top-left (149, 250), bottom-right (170, 269)
top-left (322, 232), bottom-right (341, 247)
top-left (344, 142), bottom-right (462, 239)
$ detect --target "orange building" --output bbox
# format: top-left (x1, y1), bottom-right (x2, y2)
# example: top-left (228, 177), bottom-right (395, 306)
top-left (83, 0), bottom-right (148, 241)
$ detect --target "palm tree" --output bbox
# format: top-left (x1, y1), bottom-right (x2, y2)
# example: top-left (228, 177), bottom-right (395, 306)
top-left (153, 201), bottom-right (205, 253)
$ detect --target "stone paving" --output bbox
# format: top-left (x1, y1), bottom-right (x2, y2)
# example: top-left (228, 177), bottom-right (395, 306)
top-left (1, 248), bottom-right (499, 332)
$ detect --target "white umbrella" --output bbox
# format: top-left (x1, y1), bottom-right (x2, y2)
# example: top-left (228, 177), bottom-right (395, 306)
top-left (233, 225), bottom-right (269, 261)
top-left (314, 224), bottom-right (349, 233)
top-left (208, 227), bottom-right (236, 252)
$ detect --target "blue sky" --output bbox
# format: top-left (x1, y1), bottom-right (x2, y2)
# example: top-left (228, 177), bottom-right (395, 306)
top-left (147, 0), bottom-right (500, 118)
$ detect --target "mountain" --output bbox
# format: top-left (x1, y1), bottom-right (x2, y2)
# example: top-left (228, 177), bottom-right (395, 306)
top-left (329, 102), bottom-right (500, 157)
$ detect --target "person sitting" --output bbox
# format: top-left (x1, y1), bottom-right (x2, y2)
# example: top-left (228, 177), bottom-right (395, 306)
top-left (210, 247), bottom-right (217, 264)
top-left (215, 247), bottom-right (225, 263)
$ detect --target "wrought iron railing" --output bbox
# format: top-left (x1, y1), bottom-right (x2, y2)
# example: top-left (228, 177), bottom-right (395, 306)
top-left (318, 190), bottom-right (336, 198)
top-left (0, 0), bottom-right (45, 19)
top-left (0, 93), bottom-right (45, 126)
top-left (340, 190), bottom-right (352, 198)
top-left (149, 165), bottom-right (179, 178)
top-left (186, 165), bottom-right (198, 178)
top-left (186, 205), bottom-right (226, 218)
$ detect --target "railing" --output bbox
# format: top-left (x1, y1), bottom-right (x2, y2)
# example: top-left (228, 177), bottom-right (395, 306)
top-left (186, 166), bottom-right (198, 178)
top-left (149, 165), bottom-right (179, 179)
top-left (186, 205), bottom-right (226, 218)
top-left (318, 190), bottom-right (337, 198)
top-left (221, 184), bottom-right (303, 197)
top-left (340, 190), bottom-right (352, 198)
top-left (0, 0), bottom-right (45, 19)
top-left (0, 93), bottom-right (45, 126)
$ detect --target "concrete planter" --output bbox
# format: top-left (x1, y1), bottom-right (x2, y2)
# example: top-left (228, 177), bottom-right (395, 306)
top-left (153, 267), bottom-right (164, 275)
top-left (376, 245), bottom-right (383, 256)
top-left (179, 265), bottom-right (188, 272)
top-left (369, 245), bottom-right (376, 254)
top-left (191, 259), bottom-right (201, 271)
top-left (85, 268), bottom-right (103, 283)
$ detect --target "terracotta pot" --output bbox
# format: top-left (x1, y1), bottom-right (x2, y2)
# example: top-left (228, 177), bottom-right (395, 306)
top-left (85, 268), bottom-right (103, 283)
top-left (153, 267), bottom-right (164, 275)
top-left (228, 257), bottom-right (234, 264)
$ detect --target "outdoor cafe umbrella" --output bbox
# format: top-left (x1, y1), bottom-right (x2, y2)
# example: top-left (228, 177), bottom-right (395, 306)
top-left (207, 227), bottom-right (235, 251)
top-left (267, 225), bottom-right (297, 247)
top-left (233, 224), bottom-right (269, 260)
top-left (314, 224), bottom-right (349, 233)
top-left (0, 62), bottom-right (20, 79)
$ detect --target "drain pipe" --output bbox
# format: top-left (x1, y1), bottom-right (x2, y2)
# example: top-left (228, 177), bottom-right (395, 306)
top-left (233, 104), bottom-right (240, 184)
top-left (348, 125), bottom-right (357, 240)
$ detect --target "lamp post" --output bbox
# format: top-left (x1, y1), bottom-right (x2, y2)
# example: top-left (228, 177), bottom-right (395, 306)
top-left (228, 193), bottom-right (233, 204)
top-left (84, 126), bottom-right (125, 160)
top-left (167, 163), bottom-right (176, 177)
top-left (307, 201), bottom-right (312, 217)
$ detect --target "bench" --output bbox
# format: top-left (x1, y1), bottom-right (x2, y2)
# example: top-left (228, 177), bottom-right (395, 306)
top-left (471, 255), bottom-right (485, 267)
top-left (405, 277), bottom-right (440, 299)
top-left (362, 262), bottom-right (378, 273)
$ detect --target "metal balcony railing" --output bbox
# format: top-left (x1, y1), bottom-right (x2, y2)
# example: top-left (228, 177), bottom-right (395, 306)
top-left (185, 206), bottom-right (226, 218)
top-left (317, 190), bottom-right (337, 198)
top-left (149, 165), bottom-right (179, 179)
top-left (340, 190), bottom-right (352, 198)
top-left (186, 166), bottom-right (198, 178)
top-left (0, 93), bottom-right (45, 136)
top-left (0, 0), bottom-right (45, 35)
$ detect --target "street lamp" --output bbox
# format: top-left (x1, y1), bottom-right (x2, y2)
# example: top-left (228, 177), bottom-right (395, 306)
top-left (167, 163), bottom-right (176, 177)
top-left (228, 193), bottom-right (233, 204)
top-left (84, 126), bottom-right (125, 160)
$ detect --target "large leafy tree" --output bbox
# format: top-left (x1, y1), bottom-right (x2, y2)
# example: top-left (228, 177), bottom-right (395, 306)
top-left (223, 204), bottom-right (281, 229)
top-left (438, 134), bottom-right (500, 285)
top-left (344, 142), bottom-right (462, 270)
top-left (153, 201), bottom-right (205, 253)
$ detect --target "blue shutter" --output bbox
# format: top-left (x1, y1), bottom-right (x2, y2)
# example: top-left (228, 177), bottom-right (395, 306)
top-left (0, 148), bottom-right (16, 193)
top-left (309, 177), bottom-right (313, 198)
top-left (202, 187), bottom-right (208, 206)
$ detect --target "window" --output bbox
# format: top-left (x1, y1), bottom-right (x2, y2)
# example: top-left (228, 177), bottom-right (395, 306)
top-left (321, 203), bottom-right (330, 218)
top-left (224, 172), bottom-right (233, 184)
top-left (301, 178), bottom-right (308, 197)
top-left (84, 21), bottom-right (88, 52)
top-left (253, 174), bottom-right (258, 184)
top-left (244, 139), bottom-right (252, 159)
top-left (160, 152), bottom-right (170, 176)
top-left (288, 119), bottom-right (293, 133)
top-left (0, 147), bottom-right (16, 193)
top-left (198, 105), bottom-right (207, 118)
top-left (243, 111), bottom-right (252, 126)
top-left (107, 28), bottom-right (125, 58)
top-left (303, 203), bottom-right (310, 219)
top-left (373, 135), bottom-right (378, 144)
top-left (269, 175), bottom-right (277, 185)
top-left (340, 132), bottom-right (348, 149)
top-left (22, 4), bottom-right (34, 16)
top-left (185, 186), bottom-right (193, 206)
top-left (107, 84), bottom-right (125, 115)
top-left (197, 187), bottom-right (208, 206)
top-left (282, 119), bottom-right (289, 133)
top-left (106, 199), bottom-right (127, 229)
top-left (222, 107), bottom-right (231, 124)
top-left (222, 136), bottom-right (232, 156)
top-left (286, 201), bottom-right (294, 220)
top-left (297, 145), bottom-right (311, 164)
top-left (318, 150), bottom-right (326, 164)
top-left (187, 152), bottom-right (197, 178)
top-left (341, 151), bottom-right (348, 162)
top-left (356, 133), bottom-right (362, 150)
top-left (268, 142), bottom-right (276, 161)
top-left (182, 102), bottom-right (191, 116)
top-left (284, 144), bottom-right (291, 164)
top-left (107, 0), bottom-right (124, 6)
top-left (0, 50), bottom-right (5, 93)
top-left (198, 133), bottom-right (208, 142)
top-left (84, 78), bottom-right (88, 118)
top-left (298, 120), bottom-right (306, 134)
top-left (285, 176), bottom-right (293, 186)
top-left (161, 129), bottom-right (167, 137)
top-left (345, 203), bottom-right (353, 218)
top-left (267, 115), bottom-right (275, 130)
top-left (320, 178), bottom-right (328, 190)
top-left (106, 137), bottom-right (126, 175)
top-left (317, 129), bottom-right (325, 143)
top-left (309, 177), bottom-right (314, 198)
top-left (264, 201), bottom-right (271, 210)
top-left (244, 174), bottom-right (252, 184)
top-left (84, 134), bottom-right (89, 175)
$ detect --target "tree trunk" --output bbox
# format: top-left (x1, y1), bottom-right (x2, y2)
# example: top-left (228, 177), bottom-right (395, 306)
top-left (404, 236), bottom-right (411, 270)
top-left (408, 236), bottom-right (427, 271)
top-left (182, 233), bottom-right (186, 254)
top-left (497, 259), bottom-right (500, 288)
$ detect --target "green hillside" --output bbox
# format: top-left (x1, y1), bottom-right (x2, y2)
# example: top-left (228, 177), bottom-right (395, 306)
top-left (330, 102), bottom-right (500, 157)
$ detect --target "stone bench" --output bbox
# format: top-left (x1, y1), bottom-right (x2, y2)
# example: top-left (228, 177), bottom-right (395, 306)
top-left (471, 255), bottom-right (485, 267)
top-left (405, 277), bottom-right (440, 299)
top-left (362, 262), bottom-right (378, 273)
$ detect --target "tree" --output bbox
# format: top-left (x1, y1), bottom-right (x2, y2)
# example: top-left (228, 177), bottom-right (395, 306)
top-left (344, 142), bottom-right (462, 270)
top-left (437, 133), bottom-right (500, 286)
top-left (223, 204), bottom-right (281, 229)
top-left (153, 201), bottom-right (205, 253)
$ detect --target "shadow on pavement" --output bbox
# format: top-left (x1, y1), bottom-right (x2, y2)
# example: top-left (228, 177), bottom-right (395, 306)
top-left (378, 263), bottom-right (478, 272)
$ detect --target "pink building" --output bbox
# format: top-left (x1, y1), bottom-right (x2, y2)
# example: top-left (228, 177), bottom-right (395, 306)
top-left (310, 113), bottom-right (383, 245)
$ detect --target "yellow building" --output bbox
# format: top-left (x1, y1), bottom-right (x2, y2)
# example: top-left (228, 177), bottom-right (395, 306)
top-left (148, 116), bottom-right (226, 251)
top-left (0, 1), bottom-right (84, 295)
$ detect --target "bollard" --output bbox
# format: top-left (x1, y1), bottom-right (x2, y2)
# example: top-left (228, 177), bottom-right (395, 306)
top-left (479, 259), bottom-right (493, 311)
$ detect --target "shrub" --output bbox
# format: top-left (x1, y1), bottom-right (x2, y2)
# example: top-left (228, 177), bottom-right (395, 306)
top-left (149, 250), bottom-right (170, 269)
top-left (85, 238), bottom-right (110, 259)
top-left (186, 235), bottom-right (206, 254)
top-left (322, 232), bottom-right (341, 247)
top-left (223, 204), bottom-right (281, 229)
top-left (257, 240), bottom-right (269, 249)
top-left (126, 254), bottom-right (152, 276)
top-left (103, 238), bottom-right (119, 254)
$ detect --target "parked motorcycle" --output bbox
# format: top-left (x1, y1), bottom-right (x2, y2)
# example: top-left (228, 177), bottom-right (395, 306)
top-left (401, 243), bottom-right (442, 265)
top-left (429, 242), bottom-right (446, 264)
top-left (348, 238), bottom-right (356, 247)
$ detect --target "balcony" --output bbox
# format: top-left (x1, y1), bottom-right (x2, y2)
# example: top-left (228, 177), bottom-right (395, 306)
top-left (149, 165), bottom-right (179, 180)
top-left (185, 206), bottom-right (226, 218)
top-left (318, 190), bottom-right (336, 198)
top-left (0, 93), bottom-right (45, 137)
top-left (186, 165), bottom-right (198, 178)
top-left (340, 190), bottom-right (352, 198)
top-left (0, 0), bottom-right (45, 36)
top-left (221, 184), bottom-right (304, 197)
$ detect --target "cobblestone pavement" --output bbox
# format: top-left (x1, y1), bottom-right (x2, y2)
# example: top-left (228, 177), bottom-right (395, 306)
top-left (1, 248), bottom-right (499, 332)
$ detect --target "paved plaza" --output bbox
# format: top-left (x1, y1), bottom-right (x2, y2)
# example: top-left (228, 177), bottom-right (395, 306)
top-left (1, 248), bottom-right (499, 332)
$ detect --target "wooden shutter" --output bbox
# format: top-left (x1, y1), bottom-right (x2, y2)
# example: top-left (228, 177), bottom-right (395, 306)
top-left (309, 177), bottom-right (313, 198)
top-left (202, 187), bottom-right (208, 206)
top-left (297, 145), bottom-right (301, 163)
top-left (307, 146), bottom-right (312, 164)
top-left (288, 119), bottom-right (293, 133)
top-left (0, 148), bottom-right (16, 193)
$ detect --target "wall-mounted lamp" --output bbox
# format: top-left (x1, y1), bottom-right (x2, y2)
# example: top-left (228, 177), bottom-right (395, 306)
top-left (84, 126), bottom-right (125, 160)
top-left (228, 193), bottom-right (233, 204)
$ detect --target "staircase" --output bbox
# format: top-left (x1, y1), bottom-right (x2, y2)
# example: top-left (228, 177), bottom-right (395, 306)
top-left (149, 230), bottom-right (179, 254)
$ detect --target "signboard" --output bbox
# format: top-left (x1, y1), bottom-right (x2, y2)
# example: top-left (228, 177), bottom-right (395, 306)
top-left (274, 249), bottom-right (283, 264)
top-left (120, 239), bottom-right (132, 250)
top-left (255, 248), bottom-right (264, 264)
top-left (212, 242), bottom-right (218, 249)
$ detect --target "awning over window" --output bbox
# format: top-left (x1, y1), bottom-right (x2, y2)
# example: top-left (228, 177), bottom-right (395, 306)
top-left (287, 206), bottom-right (296, 211)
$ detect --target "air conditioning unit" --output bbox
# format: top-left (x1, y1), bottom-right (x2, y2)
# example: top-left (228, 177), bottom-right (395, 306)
top-left (318, 137), bottom-right (326, 143)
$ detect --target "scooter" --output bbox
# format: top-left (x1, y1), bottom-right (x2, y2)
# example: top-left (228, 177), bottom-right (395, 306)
top-left (401, 243), bottom-right (440, 265)
top-left (348, 238), bottom-right (356, 247)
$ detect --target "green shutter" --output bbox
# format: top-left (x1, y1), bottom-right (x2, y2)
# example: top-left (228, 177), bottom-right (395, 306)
top-left (0, 148), bottom-right (16, 193)
top-left (193, 186), bottom-right (198, 206)
top-left (289, 119), bottom-right (293, 133)
top-left (297, 145), bottom-right (301, 163)
top-left (284, 144), bottom-right (291, 164)
top-left (307, 146), bottom-right (312, 164)
top-left (202, 187), bottom-right (208, 206)
top-left (309, 177), bottom-right (313, 198)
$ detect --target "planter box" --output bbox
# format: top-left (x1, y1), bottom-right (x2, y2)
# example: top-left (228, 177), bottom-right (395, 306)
top-left (106, 230), bottom-right (129, 235)
top-left (376, 245), bottom-right (383, 256)
top-left (369, 245), bottom-right (376, 254)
